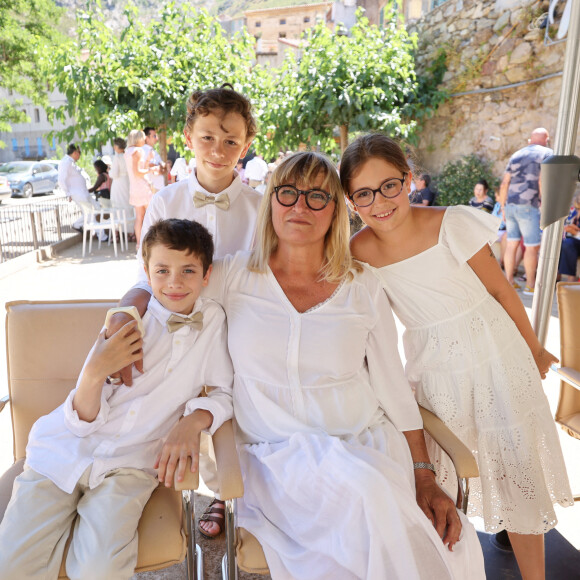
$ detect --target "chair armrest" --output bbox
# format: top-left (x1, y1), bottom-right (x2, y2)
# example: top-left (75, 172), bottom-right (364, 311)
top-left (419, 405), bottom-right (479, 479)
top-left (0, 395), bottom-right (9, 413)
top-left (174, 458), bottom-right (200, 491)
top-left (213, 419), bottom-right (244, 500)
top-left (551, 364), bottom-right (580, 391)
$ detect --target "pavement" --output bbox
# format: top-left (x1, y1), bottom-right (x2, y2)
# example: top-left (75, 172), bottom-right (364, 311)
top-left (0, 240), bottom-right (578, 579)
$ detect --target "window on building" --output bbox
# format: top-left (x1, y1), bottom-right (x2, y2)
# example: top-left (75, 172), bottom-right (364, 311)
top-left (24, 138), bottom-right (30, 157)
top-left (432, 0), bottom-right (450, 7)
top-left (255, 21), bottom-right (261, 27)
top-left (8, 89), bottom-right (13, 96)
top-left (280, 18), bottom-right (286, 25)
top-left (279, 32), bottom-right (287, 38)
top-left (12, 139), bottom-right (17, 152)
top-left (304, 16), bottom-right (310, 23)
top-left (37, 137), bottom-right (43, 157)
top-left (34, 109), bottom-right (40, 123)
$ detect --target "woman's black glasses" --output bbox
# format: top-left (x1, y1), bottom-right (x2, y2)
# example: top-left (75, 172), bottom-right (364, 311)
top-left (273, 185), bottom-right (333, 211)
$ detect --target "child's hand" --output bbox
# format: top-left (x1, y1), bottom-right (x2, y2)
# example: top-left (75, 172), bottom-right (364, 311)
top-left (105, 313), bottom-right (144, 385)
top-left (534, 347), bottom-right (559, 379)
top-left (84, 320), bottom-right (143, 384)
top-left (155, 410), bottom-right (213, 488)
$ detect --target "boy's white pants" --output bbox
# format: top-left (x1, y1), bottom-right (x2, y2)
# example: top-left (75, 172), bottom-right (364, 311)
top-left (0, 465), bottom-right (157, 580)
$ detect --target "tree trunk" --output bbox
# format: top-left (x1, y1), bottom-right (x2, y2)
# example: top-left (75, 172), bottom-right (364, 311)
top-left (340, 124), bottom-right (349, 153)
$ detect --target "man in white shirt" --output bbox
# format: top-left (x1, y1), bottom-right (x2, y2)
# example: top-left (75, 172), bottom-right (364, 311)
top-left (0, 219), bottom-right (233, 580)
top-left (142, 127), bottom-right (166, 193)
top-left (244, 153), bottom-right (269, 188)
top-left (58, 144), bottom-right (105, 236)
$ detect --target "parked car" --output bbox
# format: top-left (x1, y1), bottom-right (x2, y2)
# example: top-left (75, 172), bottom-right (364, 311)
top-left (0, 172), bottom-right (10, 195)
top-left (0, 161), bottom-right (59, 198)
top-left (45, 159), bottom-right (92, 190)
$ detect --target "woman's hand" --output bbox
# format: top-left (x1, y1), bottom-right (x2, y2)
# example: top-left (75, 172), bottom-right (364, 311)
top-left (415, 471), bottom-right (462, 551)
top-left (155, 410), bottom-right (213, 488)
top-left (533, 347), bottom-right (558, 379)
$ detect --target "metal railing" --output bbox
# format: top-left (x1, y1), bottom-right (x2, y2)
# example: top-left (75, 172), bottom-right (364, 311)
top-left (0, 197), bottom-right (82, 263)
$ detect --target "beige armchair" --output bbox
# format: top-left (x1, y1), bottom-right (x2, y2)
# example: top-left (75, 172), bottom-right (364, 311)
top-left (0, 299), bottom-right (234, 580)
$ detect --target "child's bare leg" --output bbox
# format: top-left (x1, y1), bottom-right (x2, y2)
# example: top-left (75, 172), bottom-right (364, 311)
top-left (508, 532), bottom-right (545, 580)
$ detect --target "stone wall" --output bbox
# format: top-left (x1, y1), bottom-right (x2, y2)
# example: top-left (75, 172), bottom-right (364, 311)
top-left (407, 0), bottom-right (578, 178)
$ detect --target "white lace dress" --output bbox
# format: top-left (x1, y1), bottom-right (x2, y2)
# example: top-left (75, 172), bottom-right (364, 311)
top-left (207, 251), bottom-right (485, 580)
top-left (371, 205), bottom-right (573, 534)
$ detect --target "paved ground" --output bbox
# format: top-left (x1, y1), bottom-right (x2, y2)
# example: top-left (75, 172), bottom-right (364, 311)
top-left (0, 240), bottom-right (578, 579)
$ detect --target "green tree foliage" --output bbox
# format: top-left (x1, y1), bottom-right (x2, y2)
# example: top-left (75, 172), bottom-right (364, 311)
top-left (0, 0), bottom-right (63, 147)
top-left (48, 2), bottom-right (261, 159)
top-left (257, 7), bottom-right (418, 156)
top-left (435, 154), bottom-right (499, 206)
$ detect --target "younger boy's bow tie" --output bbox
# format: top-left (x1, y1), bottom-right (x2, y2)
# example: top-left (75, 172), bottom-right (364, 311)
top-left (167, 311), bottom-right (204, 333)
top-left (193, 191), bottom-right (230, 210)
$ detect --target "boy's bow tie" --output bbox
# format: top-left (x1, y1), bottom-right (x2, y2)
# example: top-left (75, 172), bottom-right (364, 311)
top-left (193, 191), bottom-right (230, 210)
top-left (167, 311), bottom-right (204, 333)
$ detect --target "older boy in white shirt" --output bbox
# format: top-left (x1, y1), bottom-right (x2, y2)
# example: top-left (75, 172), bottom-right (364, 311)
top-left (0, 219), bottom-right (233, 580)
top-left (109, 85), bottom-right (262, 539)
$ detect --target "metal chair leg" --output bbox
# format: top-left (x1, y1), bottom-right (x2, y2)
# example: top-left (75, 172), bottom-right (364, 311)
top-left (182, 490), bottom-right (203, 580)
top-left (221, 498), bottom-right (238, 580)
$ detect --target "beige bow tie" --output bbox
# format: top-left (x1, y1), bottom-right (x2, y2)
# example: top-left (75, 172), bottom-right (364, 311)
top-left (193, 190), bottom-right (230, 210)
top-left (167, 311), bottom-right (204, 333)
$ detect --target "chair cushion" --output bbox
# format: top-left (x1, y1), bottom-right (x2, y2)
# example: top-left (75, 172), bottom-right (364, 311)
top-left (556, 283), bottom-right (580, 439)
top-left (236, 527), bottom-right (270, 575)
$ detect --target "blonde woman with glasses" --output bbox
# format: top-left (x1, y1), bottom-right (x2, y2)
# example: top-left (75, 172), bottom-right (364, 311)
top-left (204, 152), bottom-right (484, 579)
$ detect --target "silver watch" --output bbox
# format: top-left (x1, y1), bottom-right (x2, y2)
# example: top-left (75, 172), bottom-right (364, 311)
top-left (413, 462), bottom-right (436, 475)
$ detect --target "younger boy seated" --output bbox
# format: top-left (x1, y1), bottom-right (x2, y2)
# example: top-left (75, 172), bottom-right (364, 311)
top-left (0, 219), bottom-right (233, 580)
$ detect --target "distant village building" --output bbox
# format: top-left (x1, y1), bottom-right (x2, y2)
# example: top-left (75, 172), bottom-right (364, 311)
top-left (244, 1), bottom-right (356, 67)
top-left (0, 88), bottom-right (69, 163)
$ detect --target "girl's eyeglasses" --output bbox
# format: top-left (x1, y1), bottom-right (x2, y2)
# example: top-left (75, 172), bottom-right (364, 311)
top-left (273, 185), bottom-right (333, 211)
top-left (349, 174), bottom-right (407, 208)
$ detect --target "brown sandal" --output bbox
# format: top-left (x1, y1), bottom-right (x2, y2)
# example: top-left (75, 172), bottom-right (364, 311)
top-left (198, 499), bottom-right (225, 539)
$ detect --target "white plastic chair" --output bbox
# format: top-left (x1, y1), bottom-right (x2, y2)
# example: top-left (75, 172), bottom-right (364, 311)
top-left (78, 201), bottom-right (121, 257)
top-left (110, 206), bottom-right (136, 250)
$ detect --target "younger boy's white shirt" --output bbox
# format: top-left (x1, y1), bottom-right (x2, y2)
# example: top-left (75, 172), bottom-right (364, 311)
top-left (135, 169), bottom-right (262, 289)
top-left (24, 296), bottom-right (233, 493)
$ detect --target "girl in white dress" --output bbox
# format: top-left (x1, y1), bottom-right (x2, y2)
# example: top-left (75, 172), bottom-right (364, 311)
top-left (207, 152), bottom-right (485, 579)
top-left (340, 134), bottom-right (573, 580)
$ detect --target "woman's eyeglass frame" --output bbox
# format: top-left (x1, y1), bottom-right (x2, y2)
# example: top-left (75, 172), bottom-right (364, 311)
top-left (273, 184), bottom-right (334, 211)
top-left (349, 173), bottom-right (408, 208)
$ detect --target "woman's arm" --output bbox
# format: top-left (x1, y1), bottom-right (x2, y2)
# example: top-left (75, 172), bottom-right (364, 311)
top-left (88, 173), bottom-right (105, 193)
top-left (403, 429), bottom-right (462, 550)
top-left (468, 244), bottom-right (558, 377)
top-left (133, 149), bottom-right (149, 176)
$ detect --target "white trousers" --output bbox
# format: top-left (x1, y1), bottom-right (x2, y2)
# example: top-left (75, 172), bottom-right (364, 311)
top-left (0, 465), bottom-right (157, 580)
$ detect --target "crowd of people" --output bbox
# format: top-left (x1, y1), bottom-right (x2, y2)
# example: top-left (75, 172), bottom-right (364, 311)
top-left (3, 85), bottom-right (575, 580)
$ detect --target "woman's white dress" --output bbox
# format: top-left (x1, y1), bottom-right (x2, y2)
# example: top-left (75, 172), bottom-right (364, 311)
top-left (208, 251), bottom-right (484, 580)
top-left (109, 152), bottom-right (134, 234)
top-left (371, 205), bottom-right (573, 534)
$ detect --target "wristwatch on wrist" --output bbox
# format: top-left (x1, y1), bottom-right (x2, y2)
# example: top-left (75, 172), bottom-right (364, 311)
top-left (413, 462), bottom-right (437, 476)
top-left (104, 306), bottom-right (145, 336)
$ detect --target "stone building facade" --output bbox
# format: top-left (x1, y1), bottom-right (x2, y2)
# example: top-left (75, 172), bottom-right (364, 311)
top-left (402, 0), bottom-right (577, 177)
